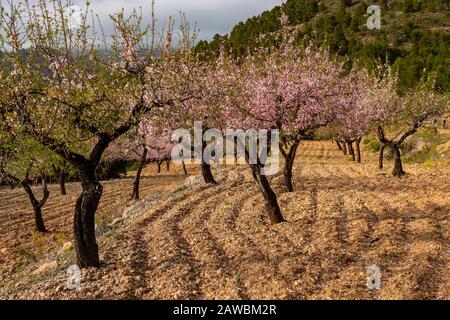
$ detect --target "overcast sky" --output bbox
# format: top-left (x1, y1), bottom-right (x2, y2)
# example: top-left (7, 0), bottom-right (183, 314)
top-left (75, 0), bottom-right (282, 41)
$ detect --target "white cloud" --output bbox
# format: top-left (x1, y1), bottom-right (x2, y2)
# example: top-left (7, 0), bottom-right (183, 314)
top-left (72, 0), bottom-right (281, 40)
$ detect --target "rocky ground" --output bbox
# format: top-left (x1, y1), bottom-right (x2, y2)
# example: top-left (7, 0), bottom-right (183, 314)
top-left (0, 141), bottom-right (448, 300)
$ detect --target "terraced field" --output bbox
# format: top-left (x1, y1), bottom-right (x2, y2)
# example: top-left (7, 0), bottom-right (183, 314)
top-left (0, 141), bottom-right (448, 299)
top-left (0, 167), bottom-right (194, 277)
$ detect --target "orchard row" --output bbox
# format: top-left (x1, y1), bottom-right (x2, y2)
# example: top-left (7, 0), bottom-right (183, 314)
top-left (0, 1), bottom-right (448, 268)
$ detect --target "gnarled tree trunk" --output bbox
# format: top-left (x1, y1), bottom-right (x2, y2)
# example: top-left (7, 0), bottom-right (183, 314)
top-left (282, 139), bottom-right (300, 192)
top-left (131, 147), bottom-right (148, 201)
top-left (347, 140), bottom-right (355, 161)
top-left (335, 139), bottom-right (343, 151)
top-left (250, 165), bottom-right (285, 224)
top-left (341, 140), bottom-right (347, 155)
top-left (156, 160), bottom-right (163, 174)
top-left (59, 168), bottom-right (67, 196)
top-left (242, 136), bottom-right (285, 224)
top-left (53, 164), bottom-right (68, 195)
top-left (74, 164), bottom-right (102, 268)
top-left (355, 137), bottom-right (362, 163)
top-left (22, 178), bottom-right (49, 233)
top-left (201, 161), bottom-right (217, 185)
top-left (390, 144), bottom-right (405, 178)
top-left (379, 143), bottom-right (386, 169)
top-left (377, 125), bottom-right (419, 178)
top-left (201, 137), bottom-right (217, 185)
top-left (182, 160), bottom-right (188, 175)
top-left (166, 159), bottom-right (170, 171)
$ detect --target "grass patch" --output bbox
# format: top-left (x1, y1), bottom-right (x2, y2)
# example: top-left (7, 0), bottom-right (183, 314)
top-left (126, 161), bottom-right (141, 172)
top-left (15, 246), bottom-right (37, 263)
top-left (363, 137), bottom-right (381, 152)
top-left (173, 185), bottom-right (188, 194)
top-left (402, 128), bottom-right (450, 164)
top-left (95, 216), bottom-right (116, 238)
top-left (363, 129), bottom-right (450, 165)
top-left (54, 232), bottom-right (67, 247)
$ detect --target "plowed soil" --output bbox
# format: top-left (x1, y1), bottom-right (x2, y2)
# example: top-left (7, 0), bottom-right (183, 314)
top-left (0, 141), bottom-right (448, 300)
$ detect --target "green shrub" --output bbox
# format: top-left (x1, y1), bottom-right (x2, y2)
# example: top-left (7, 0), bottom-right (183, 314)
top-left (363, 137), bottom-right (381, 152)
top-left (126, 160), bottom-right (141, 172)
top-left (402, 128), bottom-right (450, 164)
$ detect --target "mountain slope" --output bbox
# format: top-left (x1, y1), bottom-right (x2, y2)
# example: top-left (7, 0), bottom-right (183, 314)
top-left (195, 0), bottom-right (450, 92)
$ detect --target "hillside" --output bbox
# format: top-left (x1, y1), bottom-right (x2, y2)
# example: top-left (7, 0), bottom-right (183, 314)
top-left (195, 0), bottom-right (450, 92)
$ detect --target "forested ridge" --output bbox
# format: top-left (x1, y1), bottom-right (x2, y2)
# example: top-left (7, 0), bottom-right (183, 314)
top-left (195, 0), bottom-right (450, 93)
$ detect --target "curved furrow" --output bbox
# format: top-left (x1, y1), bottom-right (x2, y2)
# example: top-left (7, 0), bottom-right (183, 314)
top-left (0, 182), bottom-right (164, 235)
top-left (119, 192), bottom-right (193, 299)
top-left (314, 191), bottom-right (382, 300)
top-left (0, 183), bottom-right (173, 253)
top-left (231, 190), bottom-right (299, 299)
top-left (399, 200), bottom-right (448, 300)
top-left (132, 187), bottom-right (218, 299)
top-left (363, 193), bottom-right (414, 299)
top-left (204, 182), bottom-right (294, 299)
top-left (178, 183), bottom-right (251, 299)
top-left (296, 160), bottom-right (372, 299)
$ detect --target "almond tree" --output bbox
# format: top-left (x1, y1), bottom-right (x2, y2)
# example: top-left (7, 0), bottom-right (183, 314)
top-left (156, 51), bottom-right (227, 185)
top-left (124, 137), bottom-right (149, 201)
top-left (334, 67), bottom-right (386, 163)
top-left (377, 80), bottom-right (448, 177)
top-left (216, 25), bottom-right (348, 223)
top-left (106, 113), bottom-right (175, 201)
top-left (0, 131), bottom-right (55, 233)
top-left (51, 160), bottom-right (71, 195)
top-left (226, 40), bottom-right (346, 192)
top-left (0, 0), bottom-right (194, 267)
top-left (228, 5), bottom-right (347, 192)
top-left (222, 56), bottom-right (285, 224)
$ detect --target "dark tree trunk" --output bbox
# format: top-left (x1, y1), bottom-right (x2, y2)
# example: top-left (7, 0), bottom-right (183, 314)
top-left (201, 161), bottom-right (217, 184)
top-left (166, 159), bottom-right (170, 171)
top-left (74, 164), bottom-right (102, 268)
top-left (390, 144), bottom-right (405, 178)
top-left (283, 164), bottom-right (294, 193)
top-left (32, 205), bottom-right (47, 233)
top-left (241, 135), bottom-right (285, 224)
top-left (131, 148), bottom-right (148, 201)
top-left (341, 140), bottom-right (347, 155)
top-left (355, 137), bottom-right (362, 163)
top-left (432, 119), bottom-right (438, 134)
top-left (59, 168), bottom-right (67, 196)
top-left (53, 164), bottom-right (68, 195)
top-left (182, 160), bottom-right (188, 175)
top-left (282, 139), bottom-right (300, 192)
top-left (347, 140), bottom-right (355, 161)
top-left (379, 144), bottom-right (386, 169)
top-left (201, 137), bottom-right (217, 185)
top-left (19, 102), bottom-right (154, 269)
top-left (377, 125), bottom-right (419, 178)
top-left (21, 178), bottom-right (49, 233)
top-left (250, 165), bottom-right (285, 224)
top-left (156, 161), bottom-right (162, 174)
top-left (335, 139), bottom-right (343, 151)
